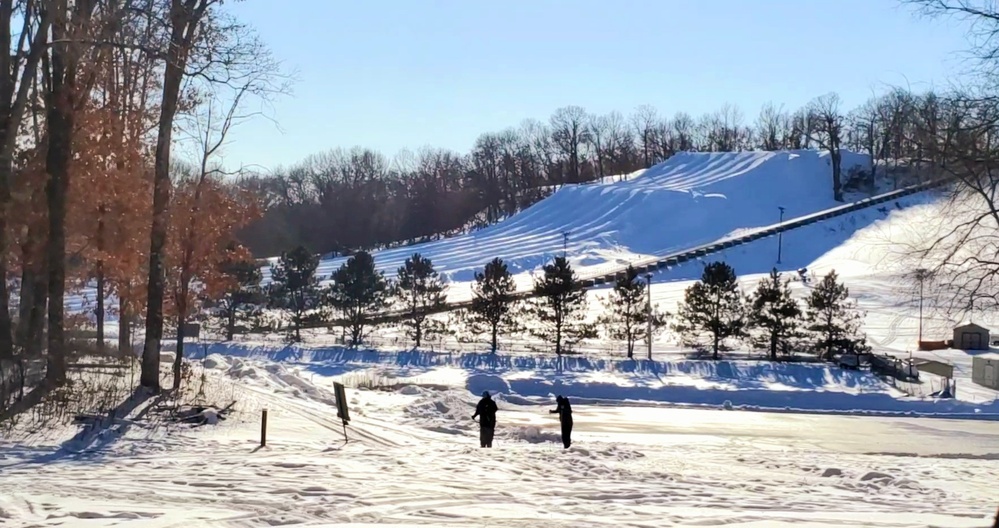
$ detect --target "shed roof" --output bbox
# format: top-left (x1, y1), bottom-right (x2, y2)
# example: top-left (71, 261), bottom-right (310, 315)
top-left (954, 322), bottom-right (990, 332)
top-left (974, 353), bottom-right (999, 361)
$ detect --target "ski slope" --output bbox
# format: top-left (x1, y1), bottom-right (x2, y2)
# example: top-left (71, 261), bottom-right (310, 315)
top-left (61, 149), bottom-right (877, 315)
top-left (268, 150), bottom-right (872, 295)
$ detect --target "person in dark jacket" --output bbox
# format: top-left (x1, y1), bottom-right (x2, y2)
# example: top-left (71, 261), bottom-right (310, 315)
top-left (472, 391), bottom-right (498, 448)
top-left (549, 395), bottom-right (573, 449)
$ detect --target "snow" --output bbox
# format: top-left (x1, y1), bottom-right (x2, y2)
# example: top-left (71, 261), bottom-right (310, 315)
top-left (5, 151), bottom-right (999, 526)
top-left (2, 358), bottom-right (997, 527)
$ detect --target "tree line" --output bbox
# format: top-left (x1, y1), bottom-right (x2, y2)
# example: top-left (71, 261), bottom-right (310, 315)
top-left (244, 247), bottom-right (867, 361)
top-left (0, 0), bottom-right (282, 398)
top-left (236, 88), bottom-right (965, 259)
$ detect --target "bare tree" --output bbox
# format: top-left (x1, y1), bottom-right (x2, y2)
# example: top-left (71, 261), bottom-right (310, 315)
top-left (807, 93), bottom-right (846, 201)
top-left (169, 57), bottom-right (281, 389)
top-left (141, 0), bottom-right (277, 392)
top-left (141, 0), bottom-right (215, 391)
top-left (549, 106), bottom-right (590, 184)
top-left (847, 98), bottom-right (882, 185)
top-left (586, 113), bottom-right (610, 179)
top-left (756, 102), bottom-right (790, 151)
top-left (670, 112), bottom-right (696, 152)
top-left (632, 104), bottom-right (658, 167)
top-left (894, 1), bottom-right (999, 318)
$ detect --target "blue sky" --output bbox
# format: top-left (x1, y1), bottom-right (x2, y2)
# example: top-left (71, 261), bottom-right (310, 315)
top-left (219, 0), bottom-right (971, 172)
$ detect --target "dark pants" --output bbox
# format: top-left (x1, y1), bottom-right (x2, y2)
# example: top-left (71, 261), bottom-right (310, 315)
top-left (561, 422), bottom-right (572, 449)
top-left (480, 427), bottom-right (494, 448)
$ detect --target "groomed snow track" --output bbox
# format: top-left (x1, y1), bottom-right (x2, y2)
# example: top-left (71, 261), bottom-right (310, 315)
top-left (303, 177), bottom-right (949, 330)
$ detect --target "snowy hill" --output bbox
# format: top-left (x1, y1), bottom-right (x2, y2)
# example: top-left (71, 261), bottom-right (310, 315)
top-left (58, 149), bottom-right (873, 315)
top-left (267, 150), bottom-right (871, 296)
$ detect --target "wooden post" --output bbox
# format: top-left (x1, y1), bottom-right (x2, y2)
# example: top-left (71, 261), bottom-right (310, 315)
top-left (260, 409), bottom-right (268, 447)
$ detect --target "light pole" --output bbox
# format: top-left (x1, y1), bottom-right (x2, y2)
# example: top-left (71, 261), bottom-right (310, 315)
top-left (915, 268), bottom-right (927, 343)
top-left (646, 273), bottom-right (653, 360)
top-left (777, 206), bottom-right (785, 264)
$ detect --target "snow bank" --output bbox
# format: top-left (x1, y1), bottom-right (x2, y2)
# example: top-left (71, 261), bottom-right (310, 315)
top-left (203, 344), bottom-right (999, 420)
top-left (466, 373), bottom-right (511, 396)
top-left (503, 375), bottom-right (999, 419)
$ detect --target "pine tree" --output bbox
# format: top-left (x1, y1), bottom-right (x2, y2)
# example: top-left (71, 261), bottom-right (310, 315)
top-left (394, 253), bottom-right (447, 347)
top-left (469, 257), bottom-right (518, 353)
top-left (675, 261), bottom-right (746, 360)
top-left (748, 268), bottom-right (802, 361)
top-left (216, 256), bottom-right (264, 341)
top-left (529, 256), bottom-right (592, 355)
top-left (805, 270), bottom-right (868, 360)
top-left (598, 266), bottom-right (668, 359)
top-left (328, 251), bottom-right (389, 346)
top-left (268, 246), bottom-right (322, 343)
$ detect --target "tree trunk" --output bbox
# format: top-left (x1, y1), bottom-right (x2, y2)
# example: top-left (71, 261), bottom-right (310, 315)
top-left (43, 18), bottom-right (76, 385)
top-left (0, 2), bottom-right (13, 361)
top-left (226, 309), bottom-right (235, 341)
top-left (555, 322), bottom-right (562, 356)
top-left (712, 332), bottom-right (720, 361)
top-left (832, 146), bottom-right (843, 202)
top-left (0, 2), bottom-right (50, 361)
top-left (16, 266), bottom-right (34, 352)
top-left (118, 299), bottom-right (131, 357)
top-left (95, 208), bottom-right (105, 355)
top-left (293, 309), bottom-right (301, 343)
top-left (173, 314), bottom-right (184, 390)
top-left (17, 233), bottom-right (46, 357)
top-left (95, 262), bottom-right (105, 354)
top-left (414, 319), bottom-right (422, 347)
top-left (0, 158), bottom-right (11, 359)
top-left (490, 323), bottom-right (498, 354)
top-left (143, 1), bottom-right (197, 392)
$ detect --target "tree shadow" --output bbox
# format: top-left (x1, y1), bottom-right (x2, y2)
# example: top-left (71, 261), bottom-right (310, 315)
top-left (25, 388), bottom-right (166, 465)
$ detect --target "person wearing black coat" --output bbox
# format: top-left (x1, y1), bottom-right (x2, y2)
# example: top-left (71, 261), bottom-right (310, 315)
top-left (549, 395), bottom-right (573, 449)
top-left (472, 391), bottom-right (498, 448)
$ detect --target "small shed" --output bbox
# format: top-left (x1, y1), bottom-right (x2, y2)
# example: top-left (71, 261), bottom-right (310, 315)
top-left (953, 322), bottom-right (990, 351)
top-left (972, 354), bottom-right (999, 390)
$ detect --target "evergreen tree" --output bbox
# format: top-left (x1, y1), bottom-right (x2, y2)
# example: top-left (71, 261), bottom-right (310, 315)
top-left (469, 257), bottom-right (518, 353)
top-left (748, 268), bottom-right (802, 360)
top-left (216, 257), bottom-right (264, 341)
top-left (394, 253), bottom-right (447, 347)
top-left (529, 256), bottom-right (593, 355)
top-left (328, 251), bottom-right (389, 346)
top-left (268, 246), bottom-right (322, 343)
top-left (598, 266), bottom-right (668, 359)
top-left (675, 261), bottom-right (746, 360)
top-left (805, 270), bottom-right (869, 360)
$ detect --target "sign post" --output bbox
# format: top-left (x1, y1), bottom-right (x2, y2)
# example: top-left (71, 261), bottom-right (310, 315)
top-left (333, 382), bottom-right (351, 442)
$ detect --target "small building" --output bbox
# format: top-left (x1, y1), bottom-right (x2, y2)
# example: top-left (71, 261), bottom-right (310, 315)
top-left (953, 322), bottom-right (991, 351)
top-left (971, 354), bottom-right (999, 390)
